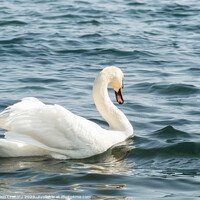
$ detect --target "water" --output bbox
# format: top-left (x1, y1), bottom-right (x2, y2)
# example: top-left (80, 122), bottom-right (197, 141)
top-left (0, 0), bottom-right (200, 199)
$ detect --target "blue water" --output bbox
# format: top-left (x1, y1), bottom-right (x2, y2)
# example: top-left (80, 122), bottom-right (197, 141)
top-left (0, 0), bottom-right (200, 199)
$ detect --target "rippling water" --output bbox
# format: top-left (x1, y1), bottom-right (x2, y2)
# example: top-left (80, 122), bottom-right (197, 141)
top-left (0, 0), bottom-right (200, 199)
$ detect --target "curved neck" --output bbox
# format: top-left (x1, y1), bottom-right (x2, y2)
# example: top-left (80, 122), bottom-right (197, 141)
top-left (93, 70), bottom-right (133, 136)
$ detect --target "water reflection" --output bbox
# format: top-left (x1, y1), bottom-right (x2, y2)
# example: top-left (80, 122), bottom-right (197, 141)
top-left (92, 195), bottom-right (129, 200)
top-left (0, 138), bottom-right (135, 175)
top-left (0, 139), bottom-right (135, 198)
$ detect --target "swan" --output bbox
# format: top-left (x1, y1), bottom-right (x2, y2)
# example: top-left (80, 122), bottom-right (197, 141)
top-left (0, 66), bottom-right (133, 159)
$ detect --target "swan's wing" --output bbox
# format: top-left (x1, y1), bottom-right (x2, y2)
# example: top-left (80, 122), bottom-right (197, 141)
top-left (0, 97), bottom-right (105, 158)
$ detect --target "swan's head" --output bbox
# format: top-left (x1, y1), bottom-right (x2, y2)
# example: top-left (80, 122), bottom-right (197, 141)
top-left (104, 66), bottom-right (124, 104)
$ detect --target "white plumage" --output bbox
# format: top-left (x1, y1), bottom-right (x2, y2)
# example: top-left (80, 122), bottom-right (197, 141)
top-left (0, 66), bottom-right (133, 159)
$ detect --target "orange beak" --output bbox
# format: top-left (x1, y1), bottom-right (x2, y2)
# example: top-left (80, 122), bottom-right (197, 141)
top-left (115, 86), bottom-right (124, 104)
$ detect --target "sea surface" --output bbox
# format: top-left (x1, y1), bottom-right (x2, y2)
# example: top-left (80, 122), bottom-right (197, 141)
top-left (0, 0), bottom-right (200, 199)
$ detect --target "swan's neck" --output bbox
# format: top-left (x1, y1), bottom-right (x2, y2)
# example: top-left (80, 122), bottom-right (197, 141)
top-left (93, 70), bottom-right (133, 136)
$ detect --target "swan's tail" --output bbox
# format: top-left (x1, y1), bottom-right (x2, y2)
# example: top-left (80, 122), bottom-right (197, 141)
top-left (0, 97), bottom-right (45, 157)
top-left (0, 97), bottom-right (44, 131)
top-left (0, 98), bottom-right (69, 159)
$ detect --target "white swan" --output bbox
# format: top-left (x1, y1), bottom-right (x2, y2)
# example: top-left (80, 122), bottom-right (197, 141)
top-left (0, 66), bottom-right (133, 159)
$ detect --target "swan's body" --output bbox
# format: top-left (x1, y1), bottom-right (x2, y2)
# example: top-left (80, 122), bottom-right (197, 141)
top-left (0, 66), bottom-right (133, 159)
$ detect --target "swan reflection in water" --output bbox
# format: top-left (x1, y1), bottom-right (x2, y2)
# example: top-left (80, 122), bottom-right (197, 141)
top-left (0, 138), bottom-right (134, 175)
top-left (0, 139), bottom-right (134, 200)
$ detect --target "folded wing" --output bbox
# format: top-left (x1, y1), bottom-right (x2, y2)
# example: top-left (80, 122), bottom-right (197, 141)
top-left (0, 97), bottom-right (105, 158)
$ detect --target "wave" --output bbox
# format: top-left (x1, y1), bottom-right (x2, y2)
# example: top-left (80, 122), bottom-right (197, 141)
top-left (160, 3), bottom-right (199, 17)
top-left (134, 82), bottom-right (199, 96)
top-left (0, 20), bottom-right (27, 26)
top-left (150, 83), bottom-right (199, 95)
top-left (132, 141), bottom-right (200, 158)
top-left (18, 77), bottom-right (64, 84)
top-left (152, 125), bottom-right (191, 138)
top-left (80, 33), bottom-right (102, 38)
top-left (0, 37), bottom-right (24, 45)
top-left (126, 2), bottom-right (146, 6)
top-left (131, 126), bottom-right (200, 159)
top-left (44, 14), bottom-right (82, 20)
top-left (78, 20), bottom-right (101, 26)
